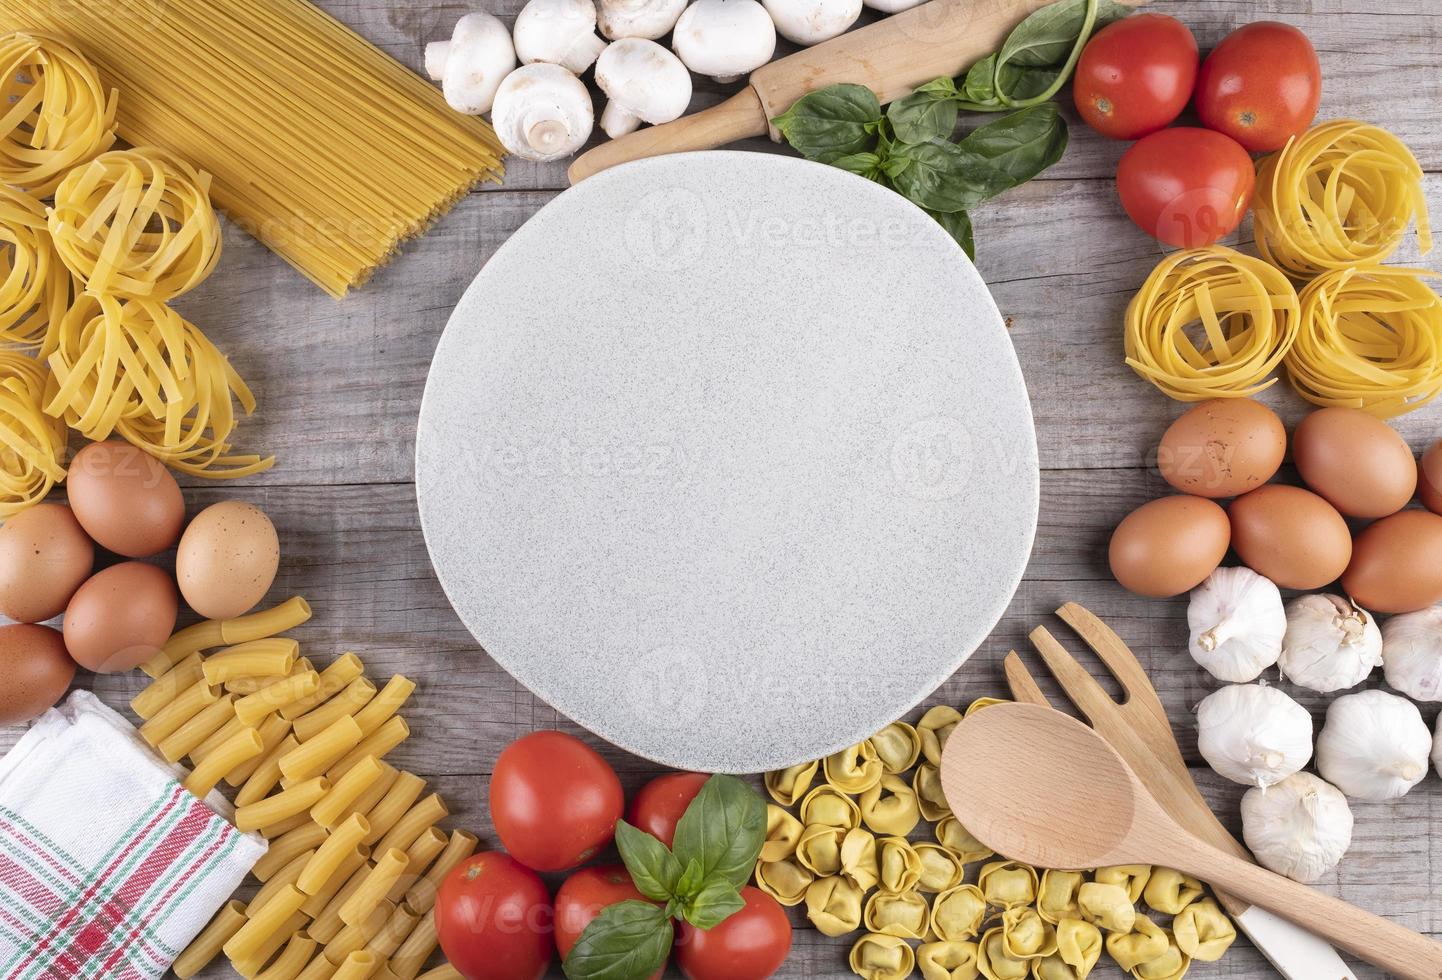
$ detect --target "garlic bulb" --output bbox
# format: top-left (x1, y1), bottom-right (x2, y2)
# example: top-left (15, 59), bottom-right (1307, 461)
top-left (1315, 689), bottom-right (1431, 801)
top-left (1434, 713), bottom-right (1442, 779)
top-left (1195, 683), bottom-right (1313, 788)
top-left (1187, 567), bottom-right (1286, 682)
top-left (1382, 605), bottom-right (1442, 701)
top-left (1278, 594), bottom-right (1383, 692)
top-left (1241, 772), bottom-right (1353, 883)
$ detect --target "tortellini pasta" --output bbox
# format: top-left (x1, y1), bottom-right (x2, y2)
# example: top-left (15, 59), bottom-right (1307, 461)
top-left (1142, 868), bottom-right (1203, 916)
top-left (966, 696), bottom-right (1008, 716)
top-left (930, 884), bottom-right (987, 942)
top-left (870, 721), bottom-right (921, 774)
top-left (1133, 931), bottom-right (1191, 980)
top-left (762, 804), bottom-right (804, 862)
top-left (796, 824), bottom-right (846, 877)
top-left (1032, 953), bottom-right (1085, 980)
top-left (1094, 865), bottom-right (1152, 904)
top-left (800, 784), bottom-right (861, 830)
top-left (1056, 919), bottom-right (1103, 978)
top-left (978, 860), bottom-right (1038, 910)
top-left (840, 827), bottom-right (879, 891)
top-left (877, 836), bottom-right (922, 893)
top-left (864, 888), bottom-right (930, 940)
top-left (1077, 882), bottom-right (1136, 933)
top-left (765, 760), bottom-right (818, 806)
top-left (976, 926), bottom-right (1030, 980)
top-left (918, 705), bottom-right (963, 765)
top-left (826, 741), bottom-right (884, 794)
top-left (1037, 869), bottom-right (1085, 924)
top-left (859, 774), bottom-right (921, 836)
top-left (754, 856), bottom-right (813, 906)
top-left (807, 874), bottom-right (866, 937)
top-left (1000, 906), bottom-right (1057, 960)
top-left (1172, 899), bottom-right (1236, 962)
top-left (915, 843), bottom-right (967, 893)
top-left (914, 762), bottom-right (952, 822)
top-left (935, 816), bottom-right (993, 864)
top-left (917, 940), bottom-right (981, 980)
top-left (1104, 915), bottom-right (1168, 972)
top-left (850, 933), bottom-right (916, 980)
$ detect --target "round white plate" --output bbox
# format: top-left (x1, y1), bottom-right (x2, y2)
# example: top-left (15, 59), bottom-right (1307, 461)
top-left (416, 151), bottom-right (1038, 773)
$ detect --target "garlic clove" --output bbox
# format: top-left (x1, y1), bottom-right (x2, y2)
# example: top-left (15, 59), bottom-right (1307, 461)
top-left (1187, 567), bottom-right (1286, 683)
top-left (1315, 689), bottom-right (1432, 801)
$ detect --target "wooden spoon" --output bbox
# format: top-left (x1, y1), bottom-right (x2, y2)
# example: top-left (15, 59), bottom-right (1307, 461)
top-left (939, 702), bottom-right (1442, 980)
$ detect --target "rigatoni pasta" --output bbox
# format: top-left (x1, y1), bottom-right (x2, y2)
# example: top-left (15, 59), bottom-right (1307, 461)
top-left (255, 821), bottom-right (330, 883)
top-left (308, 858), bottom-right (373, 941)
top-left (300, 814), bottom-right (372, 896)
top-left (327, 716), bottom-right (409, 782)
top-left (388, 906), bottom-right (439, 980)
top-left (238, 733), bottom-right (302, 806)
top-left (224, 884), bottom-right (308, 962)
top-left (228, 713), bottom-right (295, 787)
top-left (405, 831), bottom-right (477, 913)
top-left (363, 773), bottom-right (426, 846)
top-left (351, 676), bottom-right (415, 737)
top-left (149, 596), bottom-right (312, 675)
top-left (385, 827), bottom-right (447, 903)
top-left (313, 756), bottom-right (388, 830)
top-left (294, 678), bottom-right (377, 742)
top-left (139, 678), bottom-right (220, 746)
top-left (366, 902), bottom-right (421, 958)
top-left (236, 777), bottom-right (330, 833)
top-left (254, 930), bottom-right (317, 980)
top-left (205, 639), bottom-right (300, 685)
top-left (285, 653), bottom-right (367, 721)
top-left (185, 726), bottom-right (263, 797)
top-left (173, 900), bottom-right (247, 979)
top-left (158, 694), bottom-right (237, 763)
top-left (283, 715), bottom-right (365, 781)
top-left (374, 794), bottom-right (447, 858)
top-left (131, 652), bottom-right (204, 719)
top-left (251, 851), bottom-right (317, 913)
top-left (237, 670), bottom-right (321, 726)
top-left (339, 849), bottom-right (410, 929)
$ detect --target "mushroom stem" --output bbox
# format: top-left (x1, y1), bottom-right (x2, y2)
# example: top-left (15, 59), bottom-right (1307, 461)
top-left (600, 101), bottom-right (643, 138)
top-left (560, 33), bottom-right (607, 74)
top-left (425, 41), bottom-right (450, 81)
top-left (527, 116), bottom-right (575, 156)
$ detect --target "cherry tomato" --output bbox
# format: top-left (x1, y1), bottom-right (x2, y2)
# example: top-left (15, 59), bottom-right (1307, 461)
top-left (1073, 13), bottom-right (1198, 140)
top-left (554, 865), bottom-right (665, 978)
top-left (627, 772), bottom-right (709, 848)
top-left (1115, 128), bottom-right (1255, 247)
top-left (490, 730), bottom-right (625, 872)
top-left (436, 852), bottom-right (554, 980)
top-left (676, 886), bottom-right (792, 980)
top-left (1196, 21), bottom-right (1321, 152)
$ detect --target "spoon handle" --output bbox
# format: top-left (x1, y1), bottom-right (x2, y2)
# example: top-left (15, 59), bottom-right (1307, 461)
top-left (1176, 837), bottom-right (1442, 980)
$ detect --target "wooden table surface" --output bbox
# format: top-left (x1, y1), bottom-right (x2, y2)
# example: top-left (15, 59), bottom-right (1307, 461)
top-left (3, 1), bottom-right (1440, 977)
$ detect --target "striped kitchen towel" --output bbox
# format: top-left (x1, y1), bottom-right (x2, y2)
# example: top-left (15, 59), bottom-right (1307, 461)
top-left (0, 691), bottom-right (266, 980)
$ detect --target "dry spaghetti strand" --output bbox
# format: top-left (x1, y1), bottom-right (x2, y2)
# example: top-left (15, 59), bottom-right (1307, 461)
top-left (1286, 266), bottom-right (1442, 419)
top-left (0, 350), bottom-right (66, 516)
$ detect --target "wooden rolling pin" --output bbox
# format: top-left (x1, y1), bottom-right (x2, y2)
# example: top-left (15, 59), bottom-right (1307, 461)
top-left (568, 0), bottom-right (1145, 183)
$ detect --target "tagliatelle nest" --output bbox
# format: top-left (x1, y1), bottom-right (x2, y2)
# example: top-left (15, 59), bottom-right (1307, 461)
top-left (1125, 246), bottom-right (1301, 401)
top-left (0, 184), bottom-right (73, 354)
top-left (0, 349), bottom-right (67, 517)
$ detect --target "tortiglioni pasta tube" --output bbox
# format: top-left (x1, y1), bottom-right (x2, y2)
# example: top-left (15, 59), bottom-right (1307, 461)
top-left (293, 677), bottom-right (377, 743)
top-left (283, 715), bottom-right (364, 782)
top-left (131, 652), bottom-right (204, 719)
top-left (299, 813), bottom-right (371, 895)
top-left (237, 733), bottom-right (301, 806)
top-left (138, 679), bottom-right (220, 747)
top-left (236, 776), bottom-right (330, 833)
top-left (158, 694), bottom-right (237, 764)
top-left (254, 821), bottom-right (329, 882)
top-left (404, 831), bottom-right (477, 913)
top-left (224, 883), bottom-right (307, 961)
top-left (204, 638), bottom-right (299, 685)
top-left (324, 908), bottom-right (389, 965)
top-left (254, 929), bottom-right (317, 980)
top-left (332, 950), bottom-right (380, 980)
top-left (374, 794), bottom-right (447, 858)
top-left (339, 849), bottom-right (409, 929)
top-left (366, 902), bottom-right (420, 958)
top-left (362, 773), bottom-right (425, 846)
top-left (387, 905), bottom-right (438, 980)
top-left (337, 762), bottom-right (399, 829)
top-left (172, 900), bottom-right (247, 979)
top-left (237, 670), bottom-right (320, 726)
top-left (313, 756), bottom-right (387, 830)
top-left (226, 713), bottom-right (294, 787)
top-left (184, 726), bottom-right (262, 797)
top-left (235, 911), bottom-right (308, 977)
top-left (307, 855), bottom-right (372, 940)
top-left (385, 827), bottom-right (447, 903)
top-left (189, 714), bottom-right (245, 765)
top-left (350, 676), bottom-right (415, 737)
top-left (283, 652), bottom-right (366, 721)
top-left (296, 954), bottom-right (341, 980)
top-left (327, 716), bottom-right (409, 783)
top-left (251, 849), bottom-right (317, 913)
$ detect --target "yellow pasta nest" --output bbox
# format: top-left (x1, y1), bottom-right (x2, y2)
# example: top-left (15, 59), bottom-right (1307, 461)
top-left (44, 293), bottom-right (273, 477)
top-left (0, 33), bottom-right (117, 196)
top-left (0, 184), bottom-right (74, 353)
top-left (1254, 120), bottom-right (1432, 277)
top-left (0, 349), bottom-right (67, 516)
top-left (49, 147), bottom-right (223, 301)
top-left (1286, 265), bottom-right (1442, 418)
top-left (1124, 246), bottom-right (1301, 401)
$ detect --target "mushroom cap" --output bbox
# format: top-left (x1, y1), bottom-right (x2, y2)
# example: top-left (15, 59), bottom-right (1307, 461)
top-left (596, 39), bottom-right (693, 129)
top-left (862, 0), bottom-right (924, 10)
top-left (597, 0), bottom-right (689, 40)
top-left (491, 63), bottom-right (595, 162)
top-left (761, 0), bottom-right (862, 45)
top-left (672, 0), bottom-right (777, 80)
top-left (431, 12), bottom-right (518, 115)
top-left (514, 0), bottom-right (607, 74)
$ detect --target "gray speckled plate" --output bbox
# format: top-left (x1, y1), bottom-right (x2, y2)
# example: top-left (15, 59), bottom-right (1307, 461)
top-left (416, 151), bottom-right (1038, 773)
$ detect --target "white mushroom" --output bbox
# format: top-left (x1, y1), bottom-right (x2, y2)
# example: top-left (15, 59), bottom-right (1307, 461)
top-left (761, 0), bottom-right (862, 45)
top-left (513, 0), bottom-right (607, 74)
top-left (862, 0), bottom-right (924, 10)
top-left (425, 13), bottom-right (518, 115)
top-left (490, 63), bottom-right (595, 161)
top-left (672, 0), bottom-right (777, 84)
top-left (597, 0), bottom-right (689, 40)
top-left (595, 39), bottom-right (693, 138)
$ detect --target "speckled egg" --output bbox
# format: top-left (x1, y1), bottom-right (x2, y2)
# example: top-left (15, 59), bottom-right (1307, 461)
top-left (0, 624), bottom-right (75, 724)
top-left (66, 441), bottom-right (185, 558)
top-left (176, 501), bottom-right (279, 619)
top-left (0, 504), bottom-right (95, 623)
top-left (63, 562), bottom-right (178, 672)
top-left (1157, 398), bottom-right (1286, 498)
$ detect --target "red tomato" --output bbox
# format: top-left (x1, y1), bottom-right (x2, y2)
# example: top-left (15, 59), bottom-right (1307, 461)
top-left (627, 772), bottom-right (709, 848)
top-left (436, 852), bottom-right (554, 980)
top-left (1073, 13), bottom-right (1198, 140)
top-left (1115, 128), bottom-right (1255, 247)
top-left (554, 865), bottom-right (665, 978)
top-left (1196, 21), bottom-right (1321, 152)
top-left (490, 730), bottom-right (625, 872)
top-left (676, 887), bottom-right (792, 980)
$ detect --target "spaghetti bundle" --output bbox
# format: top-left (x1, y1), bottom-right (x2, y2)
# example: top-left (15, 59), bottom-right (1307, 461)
top-left (0, 185), bottom-right (72, 353)
top-left (0, 350), bottom-right (67, 515)
top-left (49, 147), bottom-right (222, 301)
top-left (44, 293), bottom-right (272, 477)
top-left (0, 0), bottom-right (505, 298)
top-left (1125, 246), bottom-right (1301, 401)
top-left (1255, 120), bottom-right (1432, 277)
top-left (1286, 266), bottom-right (1442, 418)
top-left (0, 32), bottom-right (117, 196)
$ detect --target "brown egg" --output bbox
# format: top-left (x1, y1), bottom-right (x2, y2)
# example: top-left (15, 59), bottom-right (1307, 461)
top-left (66, 441), bottom-right (185, 558)
top-left (0, 624), bottom-right (76, 724)
top-left (176, 501), bottom-right (280, 620)
top-left (63, 562), bottom-right (178, 672)
top-left (1109, 495), bottom-right (1231, 598)
top-left (1156, 398), bottom-right (1287, 498)
top-left (1293, 408), bottom-right (1417, 518)
top-left (1229, 485), bottom-right (1352, 590)
top-left (0, 504), bottom-right (95, 623)
top-left (1421, 439), bottom-right (1442, 515)
top-left (1343, 509), bottom-right (1442, 614)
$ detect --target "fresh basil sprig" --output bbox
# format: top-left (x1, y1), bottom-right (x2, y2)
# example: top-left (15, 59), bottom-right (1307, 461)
top-left (563, 774), bottom-right (766, 980)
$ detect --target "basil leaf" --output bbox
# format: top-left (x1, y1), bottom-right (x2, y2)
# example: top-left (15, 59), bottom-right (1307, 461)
top-left (830, 151), bottom-right (884, 181)
top-left (962, 54), bottom-right (1000, 106)
top-left (886, 88), bottom-right (960, 144)
top-left (682, 878), bottom-right (747, 931)
top-left (889, 141), bottom-right (1013, 213)
top-left (670, 774), bottom-right (766, 892)
top-left (675, 857), bottom-right (705, 900)
top-left (927, 209), bottom-right (975, 259)
top-left (563, 901), bottom-right (672, 980)
top-left (957, 103), bottom-right (1068, 187)
top-left (614, 821), bottom-right (682, 902)
top-left (999, 0), bottom-right (1130, 67)
top-left (772, 84), bottom-right (883, 163)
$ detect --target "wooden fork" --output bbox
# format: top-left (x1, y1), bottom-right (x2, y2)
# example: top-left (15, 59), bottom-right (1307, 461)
top-left (1003, 602), bottom-right (1356, 980)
